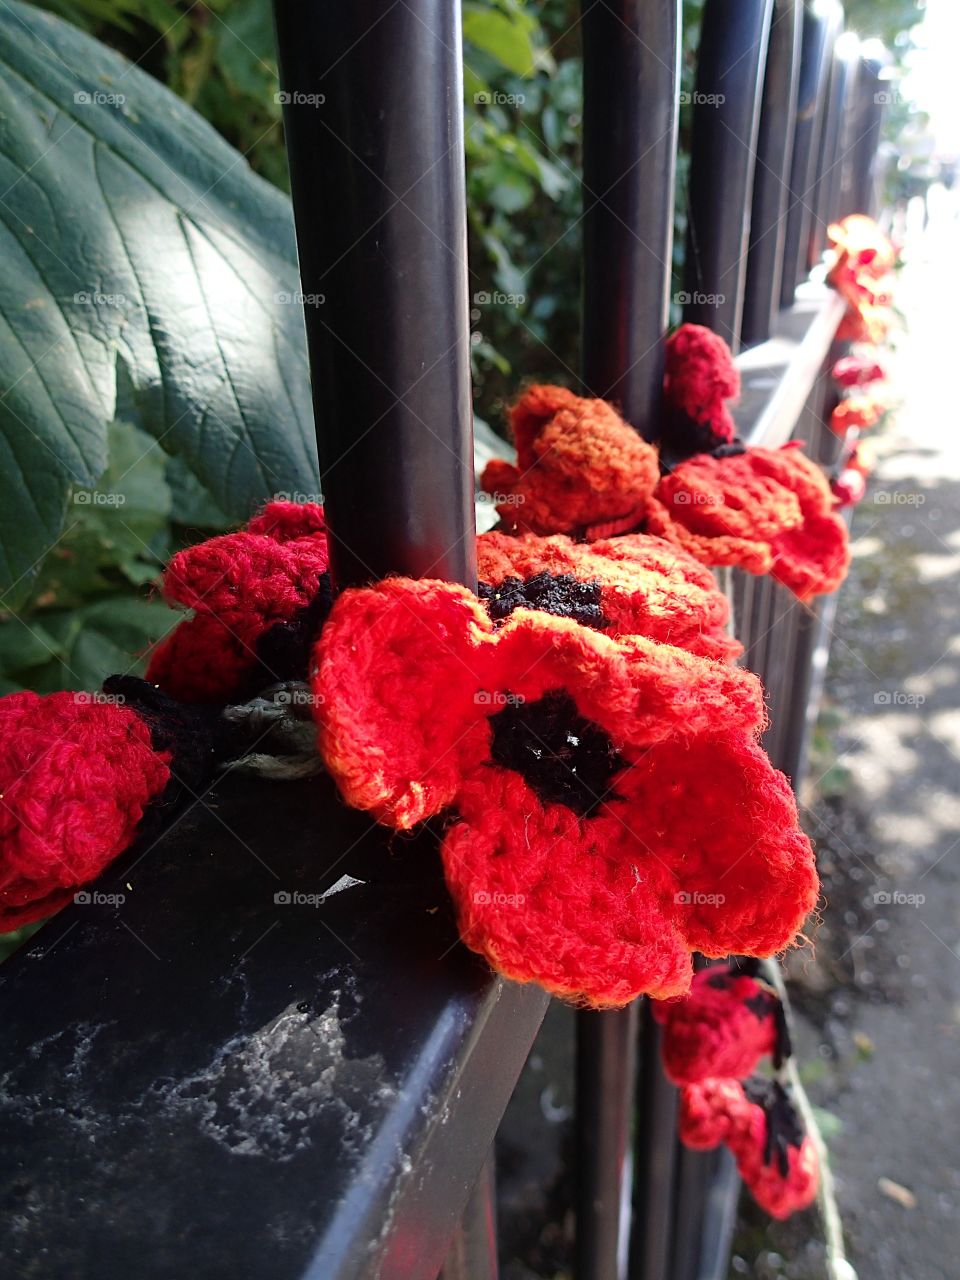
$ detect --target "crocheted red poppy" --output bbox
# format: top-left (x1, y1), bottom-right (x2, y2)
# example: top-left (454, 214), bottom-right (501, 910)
top-left (831, 468), bottom-right (866, 508)
top-left (313, 577), bottom-right (818, 1006)
top-left (476, 530), bottom-right (742, 662)
top-left (829, 395), bottom-right (884, 437)
top-left (827, 215), bottom-right (896, 307)
top-left (646, 444), bottom-right (851, 601)
top-left (651, 959), bottom-right (785, 1084)
top-left (479, 385), bottom-right (660, 537)
top-left (662, 323), bottom-right (740, 455)
top-left (0, 679), bottom-right (218, 930)
top-left (832, 354), bottom-right (886, 388)
top-left (679, 1077), bottom-right (819, 1219)
top-left (147, 501), bottom-right (330, 704)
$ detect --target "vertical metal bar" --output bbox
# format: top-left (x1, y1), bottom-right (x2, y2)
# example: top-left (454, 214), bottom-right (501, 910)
top-left (780, 2), bottom-right (838, 307)
top-left (271, 0), bottom-right (476, 591)
top-left (846, 53), bottom-right (888, 218)
top-left (832, 42), bottom-right (862, 221)
top-left (682, 0), bottom-right (775, 351)
top-left (577, 6), bottom-right (680, 1279)
top-left (815, 39), bottom-right (857, 237)
top-left (806, 31), bottom-right (843, 268)
top-left (741, 0), bottom-right (802, 347)
top-left (576, 1006), bottom-right (641, 1280)
top-left (629, 1003), bottom-right (680, 1280)
top-left (581, 0), bottom-right (681, 436)
top-left (439, 1155), bottom-right (499, 1280)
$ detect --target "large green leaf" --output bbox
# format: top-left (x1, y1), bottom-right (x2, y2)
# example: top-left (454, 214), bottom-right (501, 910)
top-left (0, 1), bottom-right (318, 605)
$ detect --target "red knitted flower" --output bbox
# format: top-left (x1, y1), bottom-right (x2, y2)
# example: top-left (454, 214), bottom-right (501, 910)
top-left (477, 529), bottom-right (742, 662)
top-left (0, 679), bottom-right (222, 930)
top-left (313, 577), bottom-right (818, 1006)
top-left (831, 354), bottom-right (886, 388)
top-left (479, 385), bottom-right (660, 537)
top-left (679, 1077), bottom-right (819, 1219)
top-left (147, 501), bottom-right (330, 704)
top-left (645, 444), bottom-right (851, 600)
top-left (829, 395), bottom-right (884, 437)
top-left (662, 323), bottom-right (740, 455)
top-left (651, 959), bottom-right (785, 1084)
top-left (827, 216), bottom-right (896, 348)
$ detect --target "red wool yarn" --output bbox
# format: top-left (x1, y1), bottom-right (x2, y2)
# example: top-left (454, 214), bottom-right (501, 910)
top-left (679, 1077), bottom-right (819, 1219)
top-left (479, 384), bottom-right (660, 536)
top-left (662, 323), bottom-right (740, 452)
top-left (829, 395), bottom-right (884, 437)
top-left (477, 529), bottom-right (742, 662)
top-left (651, 961), bottom-right (780, 1084)
top-left (647, 445), bottom-right (850, 601)
top-left (0, 691), bottom-right (170, 930)
top-left (313, 576), bottom-right (818, 1007)
top-left (831, 354), bottom-right (886, 388)
top-left (147, 501), bottom-right (329, 704)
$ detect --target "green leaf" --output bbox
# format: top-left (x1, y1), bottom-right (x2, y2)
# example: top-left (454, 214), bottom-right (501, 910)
top-left (0, 1), bottom-right (318, 606)
top-left (23, 596), bottom-right (177, 691)
top-left (463, 7), bottom-right (536, 76)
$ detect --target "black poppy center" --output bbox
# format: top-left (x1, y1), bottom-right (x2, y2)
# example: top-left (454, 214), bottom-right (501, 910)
top-left (487, 689), bottom-right (624, 816)
top-left (743, 1079), bottom-right (804, 1174)
top-left (478, 572), bottom-right (607, 630)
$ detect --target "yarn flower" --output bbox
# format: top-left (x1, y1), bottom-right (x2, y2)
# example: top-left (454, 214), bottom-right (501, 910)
top-left (313, 576), bottom-right (818, 1006)
top-left (831, 468), bottom-right (866, 508)
top-left (831, 354), bottom-right (886, 388)
top-left (651, 958), bottom-right (787, 1084)
top-left (827, 216), bottom-right (897, 347)
top-left (829, 394), bottom-right (885, 437)
top-left (661, 323), bottom-right (741, 457)
top-left (476, 529), bottom-right (742, 662)
top-left (147, 501), bottom-right (330, 705)
top-left (0, 679), bottom-right (222, 929)
top-left (645, 444), bottom-right (851, 601)
top-left (679, 1077), bottom-right (819, 1219)
top-left (479, 384), bottom-right (660, 538)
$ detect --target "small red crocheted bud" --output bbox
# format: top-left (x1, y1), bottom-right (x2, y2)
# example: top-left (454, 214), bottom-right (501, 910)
top-left (662, 324), bottom-right (740, 455)
top-left (651, 959), bottom-right (784, 1084)
top-left (147, 501), bottom-right (330, 704)
top-left (831, 468), bottom-right (867, 508)
top-left (480, 385), bottom-right (660, 537)
top-left (477, 530), bottom-right (741, 663)
top-left (313, 576), bottom-right (818, 1006)
top-left (0, 678), bottom-right (220, 930)
top-left (645, 444), bottom-right (850, 600)
top-left (831, 355), bottom-right (886, 388)
top-left (827, 216), bottom-right (897, 347)
top-left (679, 1077), bottom-right (819, 1220)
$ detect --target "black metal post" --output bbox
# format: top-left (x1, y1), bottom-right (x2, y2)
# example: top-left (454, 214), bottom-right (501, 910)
top-left (581, 0), bottom-right (681, 435)
top-left (577, 5), bottom-right (680, 1278)
top-left (629, 1003), bottom-right (680, 1280)
top-left (846, 52), bottom-right (888, 218)
top-left (272, 0), bottom-right (476, 590)
top-left (807, 32), bottom-right (844, 268)
top-left (682, 0), bottom-right (775, 351)
top-left (779, 1), bottom-right (838, 306)
top-left (741, 0), bottom-right (802, 347)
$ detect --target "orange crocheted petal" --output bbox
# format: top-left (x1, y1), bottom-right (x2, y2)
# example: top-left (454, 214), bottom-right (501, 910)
top-left (615, 732), bottom-right (818, 958)
top-left (442, 768), bottom-right (693, 1006)
top-left (313, 578), bottom-right (493, 829)
top-left (770, 509), bottom-right (851, 600)
top-left (643, 493), bottom-right (776, 574)
top-left (476, 529), bottom-right (742, 662)
top-left (655, 453), bottom-right (805, 542)
top-left (480, 384), bottom-right (659, 535)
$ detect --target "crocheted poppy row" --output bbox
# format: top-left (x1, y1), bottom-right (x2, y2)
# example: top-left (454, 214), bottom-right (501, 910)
top-left (0, 495), bottom-right (821, 1007)
top-left (479, 326), bottom-right (852, 603)
top-left (653, 959), bottom-right (818, 1219)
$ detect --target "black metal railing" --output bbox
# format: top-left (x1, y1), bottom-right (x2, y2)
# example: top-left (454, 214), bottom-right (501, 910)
top-left (0, 1), bottom-right (885, 1277)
